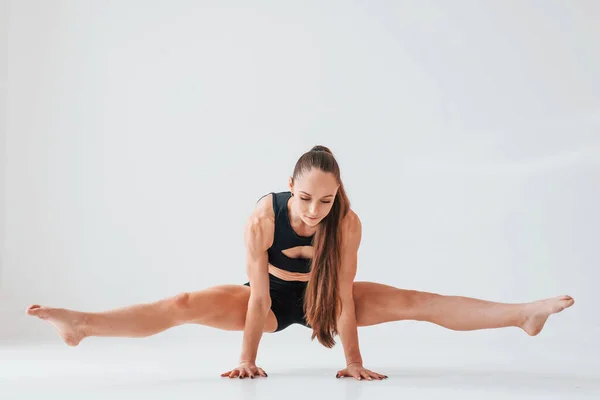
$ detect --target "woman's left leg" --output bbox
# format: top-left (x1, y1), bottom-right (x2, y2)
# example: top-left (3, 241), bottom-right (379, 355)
top-left (352, 281), bottom-right (574, 336)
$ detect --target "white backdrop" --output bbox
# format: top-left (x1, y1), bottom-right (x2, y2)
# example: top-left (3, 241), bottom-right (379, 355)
top-left (2, 1), bottom-right (599, 353)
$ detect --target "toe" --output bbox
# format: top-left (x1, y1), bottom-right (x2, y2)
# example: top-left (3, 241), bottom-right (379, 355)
top-left (26, 305), bottom-right (41, 315)
top-left (560, 295), bottom-right (575, 307)
top-left (566, 299), bottom-right (575, 308)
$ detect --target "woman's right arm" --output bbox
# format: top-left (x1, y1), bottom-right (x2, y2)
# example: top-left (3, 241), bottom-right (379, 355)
top-left (236, 213), bottom-right (274, 377)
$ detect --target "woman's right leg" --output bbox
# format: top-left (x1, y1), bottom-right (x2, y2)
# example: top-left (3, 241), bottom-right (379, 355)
top-left (26, 285), bottom-right (278, 346)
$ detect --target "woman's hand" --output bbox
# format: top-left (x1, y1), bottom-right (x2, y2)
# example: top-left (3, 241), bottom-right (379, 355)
top-left (335, 363), bottom-right (387, 381)
top-left (221, 361), bottom-right (268, 379)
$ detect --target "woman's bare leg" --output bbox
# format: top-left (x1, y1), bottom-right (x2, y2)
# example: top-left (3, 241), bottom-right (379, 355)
top-left (26, 285), bottom-right (278, 346)
top-left (352, 281), bottom-right (574, 335)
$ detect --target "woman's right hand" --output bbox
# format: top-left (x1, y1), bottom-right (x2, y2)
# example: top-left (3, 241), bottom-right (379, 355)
top-left (221, 361), bottom-right (268, 379)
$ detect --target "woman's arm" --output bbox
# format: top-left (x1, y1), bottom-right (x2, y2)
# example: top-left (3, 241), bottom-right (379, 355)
top-left (336, 212), bottom-right (363, 366)
top-left (239, 214), bottom-right (273, 366)
top-left (335, 212), bottom-right (386, 380)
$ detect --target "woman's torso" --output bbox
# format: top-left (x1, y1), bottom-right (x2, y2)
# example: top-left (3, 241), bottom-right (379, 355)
top-left (259, 191), bottom-right (314, 282)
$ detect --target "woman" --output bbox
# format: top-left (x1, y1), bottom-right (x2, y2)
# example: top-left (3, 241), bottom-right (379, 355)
top-left (26, 145), bottom-right (575, 381)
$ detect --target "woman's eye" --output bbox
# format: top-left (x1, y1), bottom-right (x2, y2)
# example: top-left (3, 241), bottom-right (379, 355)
top-left (300, 197), bottom-right (331, 204)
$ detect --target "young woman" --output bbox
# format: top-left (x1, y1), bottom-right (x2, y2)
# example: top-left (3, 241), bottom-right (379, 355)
top-left (26, 145), bottom-right (575, 381)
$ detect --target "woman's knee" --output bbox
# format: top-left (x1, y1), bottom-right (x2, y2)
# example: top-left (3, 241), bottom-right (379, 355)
top-left (168, 286), bottom-right (248, 326)
top-left (406, 290), bottom-right (439, 320)
top-left (172, 292), bottom-right (192, 310)
top-left (166, 292), bottom-right (194, 322)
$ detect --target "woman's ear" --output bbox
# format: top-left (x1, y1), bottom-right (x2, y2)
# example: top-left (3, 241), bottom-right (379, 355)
top-left (288, 176), bottom-right (294, 195)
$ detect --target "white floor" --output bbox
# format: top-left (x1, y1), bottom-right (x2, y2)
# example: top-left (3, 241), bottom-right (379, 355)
top-left (1, 328), bottom-right (598, 399)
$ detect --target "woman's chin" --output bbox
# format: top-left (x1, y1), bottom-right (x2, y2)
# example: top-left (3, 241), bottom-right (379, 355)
top-left (303, 217), bottom-right (321, 226)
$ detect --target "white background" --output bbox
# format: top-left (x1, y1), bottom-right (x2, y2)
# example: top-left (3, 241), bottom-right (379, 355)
top-left (2, 0), bottom-right (598, 367)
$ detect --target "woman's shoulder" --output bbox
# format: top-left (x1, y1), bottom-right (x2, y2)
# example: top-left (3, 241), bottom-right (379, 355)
top-left (244, 194), bottom-right (275, 248)
top-left (247, 193), bottom-right (275, 224)
top-left (340, 208), bottom-right (362, 249)
top-left (341, 208), bottom-right (361, 233)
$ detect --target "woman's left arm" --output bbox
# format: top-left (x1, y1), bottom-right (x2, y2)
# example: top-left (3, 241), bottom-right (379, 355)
top-left (335, 212), bottom-right (387, 381)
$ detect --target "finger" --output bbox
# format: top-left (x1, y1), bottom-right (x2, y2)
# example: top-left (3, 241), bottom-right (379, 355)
top-left (221, 371), bottom-right (231, 377)
top-left (258, 368), bottom-right (268, 377)
top-left (229, 370), bottom-right (239, 379)
top-left (360, 371), bottom-right (371, 381)
top-left (365, 370), bottom-right (378, 380)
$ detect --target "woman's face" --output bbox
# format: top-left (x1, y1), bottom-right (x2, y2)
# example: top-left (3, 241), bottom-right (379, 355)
top-left (290, 168), bottom-right (339, 227)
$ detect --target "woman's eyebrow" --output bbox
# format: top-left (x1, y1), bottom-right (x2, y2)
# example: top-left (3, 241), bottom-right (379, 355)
top-left (299, 191), bottom-right (334, 198)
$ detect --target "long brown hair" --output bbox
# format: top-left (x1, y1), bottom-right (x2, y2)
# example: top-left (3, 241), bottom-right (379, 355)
top-left (292, 145), bottom-right (350, 348)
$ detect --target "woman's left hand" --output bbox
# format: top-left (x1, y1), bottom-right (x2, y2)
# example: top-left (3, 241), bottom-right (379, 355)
top-left (335, 363), bottom-right (388, 381)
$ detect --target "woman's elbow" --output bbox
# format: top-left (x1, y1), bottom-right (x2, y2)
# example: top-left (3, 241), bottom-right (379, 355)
top-left (249, 292), bottom-right (272, 312)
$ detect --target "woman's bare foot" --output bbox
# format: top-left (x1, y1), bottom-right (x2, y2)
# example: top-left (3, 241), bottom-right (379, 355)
top-left (521, 295), bottom-right (575, 336)
top-left (26, 305), bottom-right (87, 346)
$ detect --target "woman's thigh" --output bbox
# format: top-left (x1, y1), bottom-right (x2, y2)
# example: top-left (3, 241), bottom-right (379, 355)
top-left (352, 281), bottom-right (433, 326)
top-left (180, 284), bottom-right (278, 333)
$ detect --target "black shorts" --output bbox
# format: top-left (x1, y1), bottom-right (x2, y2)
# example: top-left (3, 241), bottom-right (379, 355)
top-left (243, 274), bottom-right (310, 332)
